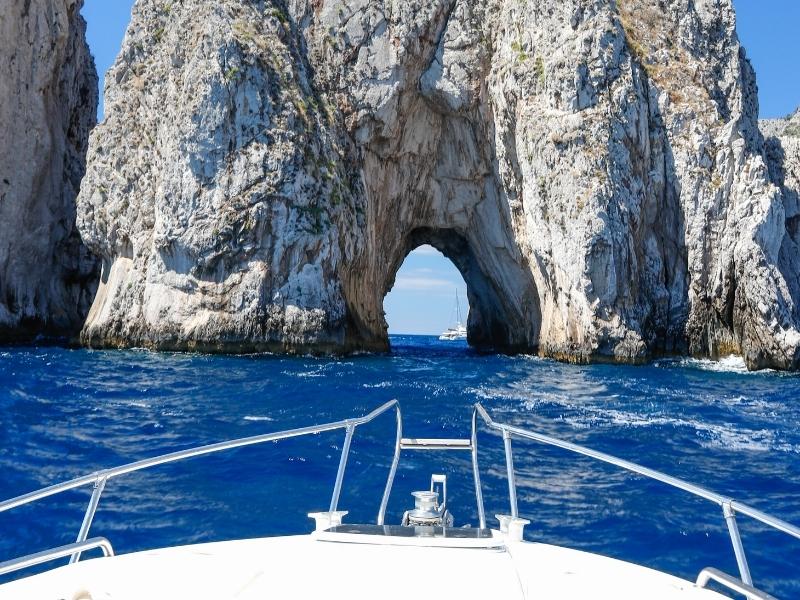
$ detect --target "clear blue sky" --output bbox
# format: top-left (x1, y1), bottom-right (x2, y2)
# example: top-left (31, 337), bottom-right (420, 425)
top-left (81, 0), bottom-right (800, 335)
top-left (82, 1), bottom-right (136, 117)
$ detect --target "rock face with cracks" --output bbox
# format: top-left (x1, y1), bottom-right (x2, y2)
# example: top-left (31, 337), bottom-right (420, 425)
top-left (77, 0), bottom-right (800, 370)
top-left (761, 108), bottom-right (800, 367)
top-left (0, 0), bottom-right (98, 342)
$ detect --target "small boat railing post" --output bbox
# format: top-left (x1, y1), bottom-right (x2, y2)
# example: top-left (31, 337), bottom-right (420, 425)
top-left (70, 475), bottom-right (108, 564)
top-left (0, 538), bottom-right (114, 578)
top-left (723, 501), bottom-right (753, 586)
top-left (696, 568), bottom-right (776, 600)
top-left (472, 401), bottom-right (800, 593)
top-left (377, 404), bottom-right (402, 526)
top-left (502, 428), bottom-right (518, 518)
top-left (0, 401), bottom-right (402, 576)
top-left (470, 406), bottom-right (486, 529)
top-left (330, 423), bottom-right (356, 513)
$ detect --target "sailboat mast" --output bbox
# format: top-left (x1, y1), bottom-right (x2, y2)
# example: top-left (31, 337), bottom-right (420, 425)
top-left (455, 291), bottom-right (462, 324)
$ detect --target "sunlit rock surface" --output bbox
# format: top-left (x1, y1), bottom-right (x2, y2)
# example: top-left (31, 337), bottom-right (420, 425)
top-left (0, 0), bottom-right (98, 342)
top-left (77, 0), bottom-right (800, 369)
top-left (761, 108), bottom-right (800, 368)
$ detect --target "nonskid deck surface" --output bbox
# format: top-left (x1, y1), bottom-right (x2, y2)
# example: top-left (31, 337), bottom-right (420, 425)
top-left (0, 531), bottom-right (729, 600)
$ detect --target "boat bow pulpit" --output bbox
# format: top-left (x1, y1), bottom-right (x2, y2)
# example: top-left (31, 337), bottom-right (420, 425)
top-left (0, 401), bottom-right (797, 599)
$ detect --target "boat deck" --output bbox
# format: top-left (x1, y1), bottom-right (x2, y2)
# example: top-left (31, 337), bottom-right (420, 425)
top-left (0, 531), bottom-right (729, 600)
top-left (1, 401), bottom-right (789, 599)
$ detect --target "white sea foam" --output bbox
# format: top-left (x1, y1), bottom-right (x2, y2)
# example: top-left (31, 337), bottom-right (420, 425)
top-left (468, 382), bottom-right (799, 455)
top-left (244, 415), bottom-right (275, 422)
top-left (362, 381), bottom-right (393, 388)
top-left (125, 400), bottom-right (150, 408)
top-left (658, 355), bottom-right (775, 374)
top-left (287, 369), bottom-right (325, 378)
top-left (564, 405), bottom-right (797, 453)
top-left (284, 362), bottom-right (353, 379)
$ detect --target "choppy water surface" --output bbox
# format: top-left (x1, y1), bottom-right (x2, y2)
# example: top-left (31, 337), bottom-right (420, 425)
top-left (1, 336), bottom-right (798, 596)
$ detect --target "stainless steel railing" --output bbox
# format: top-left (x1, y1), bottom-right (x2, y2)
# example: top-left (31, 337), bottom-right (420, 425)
top-left (471, 402), bottom-right (800, 596)
top-left (0, 538), bottom-right (114, 578)
top-left (0, 400), bottom-right (402, 576)
top-left (2, 398), bottom-right (797, 596)
top-left (696, 568), bottom-right (778, 600)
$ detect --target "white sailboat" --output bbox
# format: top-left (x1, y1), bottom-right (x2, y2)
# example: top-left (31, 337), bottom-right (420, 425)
top-left (439, 291), bottom-right (468, 341)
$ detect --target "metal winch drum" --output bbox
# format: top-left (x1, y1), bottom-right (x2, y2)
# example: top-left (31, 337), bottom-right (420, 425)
top-left (401, 474), bottom-right (454, 527)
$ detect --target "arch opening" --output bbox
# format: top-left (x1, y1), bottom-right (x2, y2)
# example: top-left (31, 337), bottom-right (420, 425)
top-left (380, 228), bottom-right (541, 351)
top-left (383, 245), bottom-right (469, 337)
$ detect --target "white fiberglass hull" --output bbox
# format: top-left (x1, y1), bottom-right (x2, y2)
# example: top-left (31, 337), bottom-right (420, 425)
top-left (439, 326), bottom-right (467, 341)
top-left (0, 531), bottom-right (730, 600)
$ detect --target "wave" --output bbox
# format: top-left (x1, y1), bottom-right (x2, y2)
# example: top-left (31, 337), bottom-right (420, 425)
top-left (469, 384), bottom-right (799, 454)
top-left (362, 381), bottom-right (393, 388)
top-left (593, 408), bottom-right (799, 453)
top-left (243, 415), bottom-right (275, 422)
top-left (125, 400), bottom-right (150, 408)
top-left (656, 355), bottom-right (775, 374)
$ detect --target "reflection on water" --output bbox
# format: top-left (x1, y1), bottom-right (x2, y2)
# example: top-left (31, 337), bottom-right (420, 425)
top-left (0, 337), bottom-right (798, 596)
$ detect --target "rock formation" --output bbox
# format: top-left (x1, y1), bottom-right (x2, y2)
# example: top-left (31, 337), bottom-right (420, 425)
top-left (77, 0), bottom-right (800, 370)
top-left (761, 108), bottom-right (800, 363)
top-left (0, 0), bottom-right (98, 342)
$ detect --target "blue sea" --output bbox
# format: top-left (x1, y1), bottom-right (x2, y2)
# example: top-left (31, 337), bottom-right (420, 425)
top-left (1, 335), bottom-right (798, 596)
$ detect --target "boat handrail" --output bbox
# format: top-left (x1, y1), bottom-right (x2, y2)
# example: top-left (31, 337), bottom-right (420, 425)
top-left (0, 400), bottom-right (402, 572)
top-left (2, 399), bottom-right (797, 595)
top-left (472, 402), bottom-right (800, 594)
top-left (0, 538), bottom-right (115, 578)
top-left (696, 567), bottom-right (777, 600)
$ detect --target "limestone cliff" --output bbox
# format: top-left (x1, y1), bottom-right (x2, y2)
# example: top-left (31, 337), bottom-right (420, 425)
top-left (0, 0), bottom-right (98, 342)
top-left (78, 0), bottom-right (363, 352)
top-left (77, 0), bottom-right (800, 370)
top-left (762, 108), bottom-right (800, 366)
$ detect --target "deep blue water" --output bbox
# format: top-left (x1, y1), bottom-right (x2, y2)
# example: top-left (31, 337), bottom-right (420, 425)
top-left (1, 335), bottom-right (798, 596)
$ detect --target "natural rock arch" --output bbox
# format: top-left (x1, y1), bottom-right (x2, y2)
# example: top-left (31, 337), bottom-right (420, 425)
top-left (380, 229), bottom-right (541, 351)
top-left (73, 0), bottom-right (800, 370)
